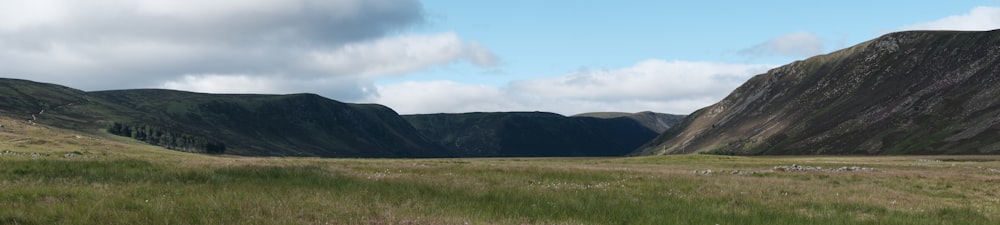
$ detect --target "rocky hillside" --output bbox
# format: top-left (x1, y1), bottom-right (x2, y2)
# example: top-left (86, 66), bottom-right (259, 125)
top-left (404, 112), bottom-right (678, 157)
top-left (636, 30), bottom-right (1000, 155)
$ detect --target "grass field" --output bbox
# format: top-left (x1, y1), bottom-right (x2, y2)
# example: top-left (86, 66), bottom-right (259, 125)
top-left (2, 118), bottom-right (1000, 224)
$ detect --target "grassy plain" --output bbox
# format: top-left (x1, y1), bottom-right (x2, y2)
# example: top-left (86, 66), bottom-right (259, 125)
top-left (2, 118), bottom-right (999, 224)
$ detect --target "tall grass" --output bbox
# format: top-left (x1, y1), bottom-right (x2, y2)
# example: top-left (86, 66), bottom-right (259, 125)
top-left (1, 154), bottom-right (998, 224)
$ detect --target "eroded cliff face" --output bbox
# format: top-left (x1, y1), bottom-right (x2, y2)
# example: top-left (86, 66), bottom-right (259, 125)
top-left (637, 30), bottom-right (1000, 155)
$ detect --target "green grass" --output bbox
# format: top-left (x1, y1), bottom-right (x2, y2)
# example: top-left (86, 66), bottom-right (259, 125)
top-left (2, 155), bottom-right (999, 224)
top-left (2, 119), bottom-right (1000, 224)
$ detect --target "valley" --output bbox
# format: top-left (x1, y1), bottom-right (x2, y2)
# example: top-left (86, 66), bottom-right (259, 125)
top-left (1, 27), bottom-right (1000, 225)
top-left (3, 2), bottom-right (1000, 224)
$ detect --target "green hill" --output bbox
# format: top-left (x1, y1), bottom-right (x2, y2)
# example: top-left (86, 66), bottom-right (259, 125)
top-left (0, 79), bottom-right (449, 157)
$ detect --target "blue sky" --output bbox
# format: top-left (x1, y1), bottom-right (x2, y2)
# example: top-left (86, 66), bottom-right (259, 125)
top-left (1, 1), bottom-right (999, 115)
top-left (400, 0), bottom-right (999, 83)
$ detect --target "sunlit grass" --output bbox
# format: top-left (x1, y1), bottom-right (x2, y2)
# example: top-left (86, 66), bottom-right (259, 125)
top-left (2, 118), bottom-right (999, 224)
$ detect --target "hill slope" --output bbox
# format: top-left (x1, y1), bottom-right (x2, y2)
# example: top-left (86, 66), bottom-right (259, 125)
top-left (0, 78), bottom-right (449, 157)
top-left (636, 30), bottom-right (1000, 155)
top-left (89, 90), bottom-right (450, 157)
top-left (404, 112), bottom-right (675, 157)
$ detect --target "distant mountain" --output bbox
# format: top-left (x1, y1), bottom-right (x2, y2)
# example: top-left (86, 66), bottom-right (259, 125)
top-left (0, 78), bottom-right (448, 157)
top-left (573, 111), bottom-right (685, 133)
top-left (636, 30), bottom-right (1000, 155)
top-left (404, 112), bottom-right (681, 157)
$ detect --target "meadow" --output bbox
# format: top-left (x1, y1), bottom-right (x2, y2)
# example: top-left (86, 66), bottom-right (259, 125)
top-left (2, 118), bottom-right (999, 224)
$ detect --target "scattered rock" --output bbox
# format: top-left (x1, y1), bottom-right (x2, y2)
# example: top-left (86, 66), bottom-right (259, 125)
top-left (0, 150), bottom-right (50, 157)
top-left (693, 169), bottom-right (757, 175)
top-left (916, 159), bottom-right (942, 163)
top-left (773, 164), bottom-right (873, 172)
top-left (832, 166), bottom-right (874, 172)
top-left (64, 152), bottom-right (82, 158)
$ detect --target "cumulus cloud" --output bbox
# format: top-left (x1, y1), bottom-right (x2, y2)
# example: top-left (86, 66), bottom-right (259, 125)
top-left (903, 6), bottom-right (1000, 31)
top-left (739, 32), bottom-right (825, 58)
top-left (0, 0), bottom-right (496, 101)
top-left (370, 60), bottom-right (773, 115)
top-left (305, 32), bottom-right (498, 77)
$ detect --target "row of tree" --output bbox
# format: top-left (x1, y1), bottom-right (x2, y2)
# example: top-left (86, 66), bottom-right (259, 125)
top-left (107, 122), bottom-right (226, 154)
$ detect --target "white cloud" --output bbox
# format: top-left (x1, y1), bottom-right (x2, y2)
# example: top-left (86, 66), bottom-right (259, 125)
top-left (510, 60), bottom-right (770, 101)
top-left (0, 0), bottom-right (497, 101)
top-left (132, 0), bottom-right (299, 17)
top-left (160, 74), bottom-right (287, 94)
top-left (740, 32), bottom-right (825, 58)
top-left (161, 73), bottom-right (378, 100)
top-left (0, 0), bottom-right (68, 30)
top-left (903, 6), bottom-right (1000, 31)
top-left (306, 32), bottom-right (498, 77)
top-left (371, 60), bottom-right (773, 115)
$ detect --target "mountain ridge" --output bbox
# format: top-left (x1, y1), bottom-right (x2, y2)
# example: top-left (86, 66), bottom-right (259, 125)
top-left (0, 78), bottom-right (682, 157)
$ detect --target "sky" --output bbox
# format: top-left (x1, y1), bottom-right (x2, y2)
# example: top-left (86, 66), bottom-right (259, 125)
top-left (2, 1), bottom-right (999, 115)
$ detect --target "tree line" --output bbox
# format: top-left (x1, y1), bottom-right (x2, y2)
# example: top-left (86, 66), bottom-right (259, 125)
top-left (107, 121), bottom-right (226, 154)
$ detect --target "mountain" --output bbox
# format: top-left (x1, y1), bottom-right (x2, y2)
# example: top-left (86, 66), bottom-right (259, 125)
top-left (404, 112), bottom-right (680, 157)
top-left (636, 30), bottom-right (1000, 155)
top-left (0, 78), bottom-right (448, 157)
top-left (573, 111), bottom-right (685, 133)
